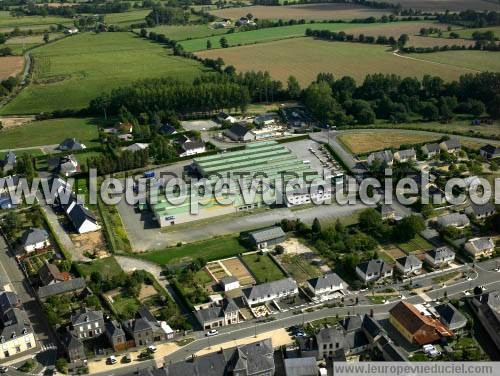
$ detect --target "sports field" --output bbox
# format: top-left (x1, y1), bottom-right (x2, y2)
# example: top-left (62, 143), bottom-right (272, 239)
top-left (180, 20), bottom-right (447, 52)
top-left (385, 0), bottom-right (500, 11)
top-left (0, 11), bottom-right (72, 32)
top-left (209, 4), bottom-right (390, 21)
top-left (145, 24), bottom-right (227, 41)
top-left (197, 38), bottom-right (489, 84)
top-left (0, 32), bottom-right (208, 115)
top-left (0, 118), bottom-right (99, 149)
top-left (338, 131), bottom-right (440, 154)
top-left (0, 56), bottom-right (24, 80)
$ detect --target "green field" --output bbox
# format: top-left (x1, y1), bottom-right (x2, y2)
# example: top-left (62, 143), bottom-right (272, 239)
top-left (145, 24), bottom-right (228, 41)
top-left (0, 11), bottom-right (72, 32)
top-left (241, 253), bottom-right (286, 283)
top-left (104, 9), bottom-right (150, 26)
top-left (76, 256), bottom-right (125, 279)
top-left (415, 50), bottom-right (500, 73)
top-left (0, 32), bottom-right (208, 115)
top-left (441, 26), bottom-right (500, 39)
top-left (0, 118), bottom-right (99, 149)
top-left (382, 119), bottom-right (500, 138)
top-left (5, 33), bottom-right (66, 55)
top-left (139, 235), bottom-right (247, 265)
top-left (397, 234), bottom-right (434, 254)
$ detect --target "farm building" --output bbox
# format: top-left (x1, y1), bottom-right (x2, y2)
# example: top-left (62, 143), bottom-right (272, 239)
top-left (224, 123), bottom-right (256, 142)
top-left (254, 113), bottom-right (277, 127)
top-left (217, 112), bottom-right (237, 124)
top-left (148, 141), bottom-right (333, 227)
top-left (248, 226), bottom-right (286, 249)
top-left (479, 144), bottom-right (500, 159)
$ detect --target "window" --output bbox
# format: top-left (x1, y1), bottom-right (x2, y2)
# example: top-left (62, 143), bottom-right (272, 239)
top-left (15, 346), bottom-right (21, 353)
top-left (323, 344), bottom-right (327, 350)
top-left (4, 351), bottom-right (9, 358)
top-left (27, 342), bottom-right (32, 349)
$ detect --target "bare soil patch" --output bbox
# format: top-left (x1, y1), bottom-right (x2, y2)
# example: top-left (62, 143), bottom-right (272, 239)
top-left (138, 284), bottom-right (157, 301)
top-left (0, 56), bottom-right (24, 80)
top-left (385, 247), bottom-right (406, 260)
top-left (71, 230), bottom-right (107, 257)
top-left (221, 257), bottom-right (255, 286)
top-left (0, 116), bottom-right (35, 129)
top-left (210, 4), bottom-right (389, 20)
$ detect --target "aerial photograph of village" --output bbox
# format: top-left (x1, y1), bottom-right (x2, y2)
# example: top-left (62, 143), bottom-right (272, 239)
top-left (0, 0), bottom-right (499, 375)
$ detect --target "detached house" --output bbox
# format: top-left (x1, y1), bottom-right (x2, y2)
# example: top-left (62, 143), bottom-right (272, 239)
top-left (71, 308), bottom-right (104, 339)
top-left (224, 123), bottom-right (256, 142)
top-left (395, 255), bottom-right (422, 276)
top-left (58, 138), bottom-right (86, 152)
top-left (194, 298), bottom-right (240, 330)
top-left (465, 201), bottom-right (496, 220)
top-left (479, 144), bottom-right (500, 159)
top-left (436, 213), bottom-right (470, 229)
top-left (389, 301), bottom-right (453, 345)
top-left (355, 259), bottom-right (393, 283)
top-left (439, 138), bottom-right (460, 153)
top-left (178, 138), bottom-right (206, 157)
top-left (0, 308), bottom-right (36, 360)
top-left (243, 278), bottom-right (298, 307)
top-left (17, 228), bottom-right (50, 258)
top-left (465, 237), bottom-right (495, 260)
top-left (68, 204), bottom-right (100, 234)
top-left (425, 246), bottom-right (455, 268)
top-left (470, 291), bottom-right (500, 351)
top-left (367, 150), bottom-right (393, 167)
top-left (435, 303), bottom-right (467, 331)
top-left (394, 148), bottom-right (416, 163)
top-left (377, 203), bottom-right (396, 221)
top-left (307, 273), bottom-right (347, 297)
top-left (422, 143), bottom-right (440, 158)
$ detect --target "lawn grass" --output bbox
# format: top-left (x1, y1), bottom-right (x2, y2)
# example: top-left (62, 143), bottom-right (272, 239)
top-left (397, 234), bottom-right (434, 254)
top-left (0, 11), bottom-right (72, 32)
top-left (1, 32), bottom-right (209, 115)
top-left (241, 253), bottom-right (286, 283)
top-left (414, 50), bottom-right (500, 73)
top-left (278, 254), bottom-right (321, 283)
top-left (112, 295), bottom-right (140, 319)
top-left (0, 118), bottom-right (99, 149)
top-left (432, 271), bottom-right (460, 284)
top-left (197, 38), bottom-right (484, 85)
top-left (139, 234), bottom-right (247, 265)
top-left (338, 130), bottom-right (439, 154)
top-left (76, 256), bottom-right (125, 279)
top-left (145, 24), bottom-right (227, 41)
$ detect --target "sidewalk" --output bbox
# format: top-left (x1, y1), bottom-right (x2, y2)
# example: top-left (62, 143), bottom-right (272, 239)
top-left (87, 342), bottom-right (179, 374)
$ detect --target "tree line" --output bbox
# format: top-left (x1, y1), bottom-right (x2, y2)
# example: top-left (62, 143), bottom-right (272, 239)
top-left (9, 1), bottom-right (132, 18)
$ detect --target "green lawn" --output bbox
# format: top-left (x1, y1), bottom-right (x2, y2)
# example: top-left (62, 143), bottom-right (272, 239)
top-left (0, 118), bottom-right (99, 149)
top-left (432, 271), bottom-right (460, 284)
top-left (1, 32), bottom-right (209, 115)
top-left (241, 253), bottom-right (286, 283)
top-left (144, 24), bottom-right (227, 41)
top-left (112, 295), bottom-right (140, 319)
top-left (278, 254), bottom-right (321, 283)
top-left (139, 234), bottom-right (247, 265)
top-left (76, 256), bottom-right (125, 279)
top-left (397, 235), bottom-right (434, 254)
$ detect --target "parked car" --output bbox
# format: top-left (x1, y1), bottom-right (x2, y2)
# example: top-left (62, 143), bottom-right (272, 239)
top-left (206, 329), bottom-right (219, 336)
top-left (0, 367), bottom-right (7, 374)
top-left (147, 345), bottom-right (157, 353)
top-left (107, 355), bottom-right (117, 364)
top-left (122, 354), bottom-right (132, 363)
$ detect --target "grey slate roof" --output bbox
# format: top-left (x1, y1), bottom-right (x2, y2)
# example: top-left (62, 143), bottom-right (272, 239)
top-left (195, 298), bottom-right (239, 324)
top-left (436, 213), bottom-right (470, 227)
top-left (68, 204), bottom-right (97, 230)
top-left (159, 124), bottom-right (177, 135)
top-left (441, 138), bottom-right (460, 150)
top-left (468, 201), bottom-right (496, 217)
top-left (467, 237), bottom-right (495, 252)
top-left (395, 255), bottom-right (422, 270)
top-left (435, 303), bottom-right (467, 330)
top-left (0, 291), bottom-right (19, 313)
top-left (227, 122), bottom-right (251, 138)
top-left (381, 340), bottom-right (408, 361)
top-left (283, 357), bottom-right (317, 376)
top-left (396, 148), bottom-right (416, 159)
top-left (480, 144), bottom-right (500, 158)
top-left (220, 276), bottom-right (238, 285)
top-left (19, 228), bottom-right (49, 248)
top-left (105, 320), bottom-right (125, 338)
top-left (427, 246), bottom-right (455, 261)
top-left (71, 307), bottom-right (103, 326)
top-left (357, 259), bottom-right (392, 275)
top-left (243, 277), bottom-right (297, 301)
top-left (249, 226), bottom-right (285, 244)
top-left (423, 143), bottom-right (440, 153)
top-left (3, 151), bottom-right (16, 167)
top-left (58, 138), bottom-right (85, 151)
top-left (38, 278), bottom-right (86, 299)
top-left (362, 315), bottom-right (383, 339)
top-left (341, 315), bottom-right (363, 332)
top-left (182, 139), bottom-right (205, 151)
top-left (369, 150), bottom-right (393, 164)
top-left (308, 272), bottom-right (345, 291)
top-left (0, 308), bottom-right (32, 339)
top-left (344, 329), bottom-right (369, 349)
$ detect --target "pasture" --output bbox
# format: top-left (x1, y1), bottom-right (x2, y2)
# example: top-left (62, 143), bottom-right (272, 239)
top-left (414, 50), bottom-right (500, 73)
top-left (104, 9), bottom-right (150, 26)
top-left (209, 4), bottom-right (390, 21)
top-left (180, 20), bottom-right (449, 52)
top-left (385, 119), bottom-right (500, 139)
top-left (384, 0), bottom-right (500, 11)
top-left (337, 131), bottom-right (439, 154)
top-left (0, 56), bottom-right (24, 80)
top-left (0, 11), bottom-right (72, 32)
top-left (5, 33), bottom-right (65, 55)
top-left (145, 24), bottom-right (227, 41)
top-left (440, 26), bottom-right (500, 39)
top-left (197, 38), bottom-right (486, 85)
top-left (0, 32), bottom-right (208, 115)
top-left (0, 118), bottom-right (99, 149)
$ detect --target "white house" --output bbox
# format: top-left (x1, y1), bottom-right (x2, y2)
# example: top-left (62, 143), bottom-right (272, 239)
top-left (19, 228), bottom-right (50, 254)
top-left (68, 204), bottom-right (100, 234)
top-left (425, 246), bottom-right (455, 268)
top-left (356, 259), bottom-right (393, 283)
top-left (395, 255), bottom-right (422, 276)
top-left (421, 143), bottom-right (440, 158)
top-left (307, 273), bottom-right (347, 297)
top-left (465, 237), bottom-right (495, 260)
top-left (0, 308), bottom-right (36, 360)
top-left (394, 148), bottom-right (416, 163)
top-left (217, 112), bottom-right (237, 124)
top-left (367, 150), bottom-right (393, 167)
top-left (242, 278), bottom-right (298, 307)
top-left (179, 139), bottom-right (206, 157)
top-left (219, 276), bottom-right (240, 292)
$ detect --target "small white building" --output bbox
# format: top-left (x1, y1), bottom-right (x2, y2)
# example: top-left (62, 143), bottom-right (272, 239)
top-left (395, 255), bottom-right (422, 276)
top-left (356, 259), bottom-right (393, 283)
top-left (219, 276), bottom-right (240, 292)
top-left (425, 246), bottom-right (455, 268)
top-left (19, 228), bottom-right (50, 254)
top-left (68, 204), bottom-right (101, 234)
top-left (307, 273), bottom-right (347, 297)
top-left (217, 112), bottom-right (237, 124)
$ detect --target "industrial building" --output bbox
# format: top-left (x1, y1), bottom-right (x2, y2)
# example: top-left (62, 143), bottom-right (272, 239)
top-left (146, 141), bottom-right (343, 227)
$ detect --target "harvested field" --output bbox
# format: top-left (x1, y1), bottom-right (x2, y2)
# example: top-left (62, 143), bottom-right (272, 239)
top-left (407, 35), bottom-right (474, 48)
top-left (0, 56), bottom-right (24, 80)
top-left (221, 257), bottom-right (255, 286)
top-left (0, 116), bottom-right (35, 129)
top-left (385, 0), bottom-right (500, 11)
top-left (384, 247), bottom-right (406, 260)
top-left (338, 131), bottom-right (439, 154)
top-left (209, 4), bottom-right (390, 21)
top-left (197, 38), bottom-right (483, 85)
